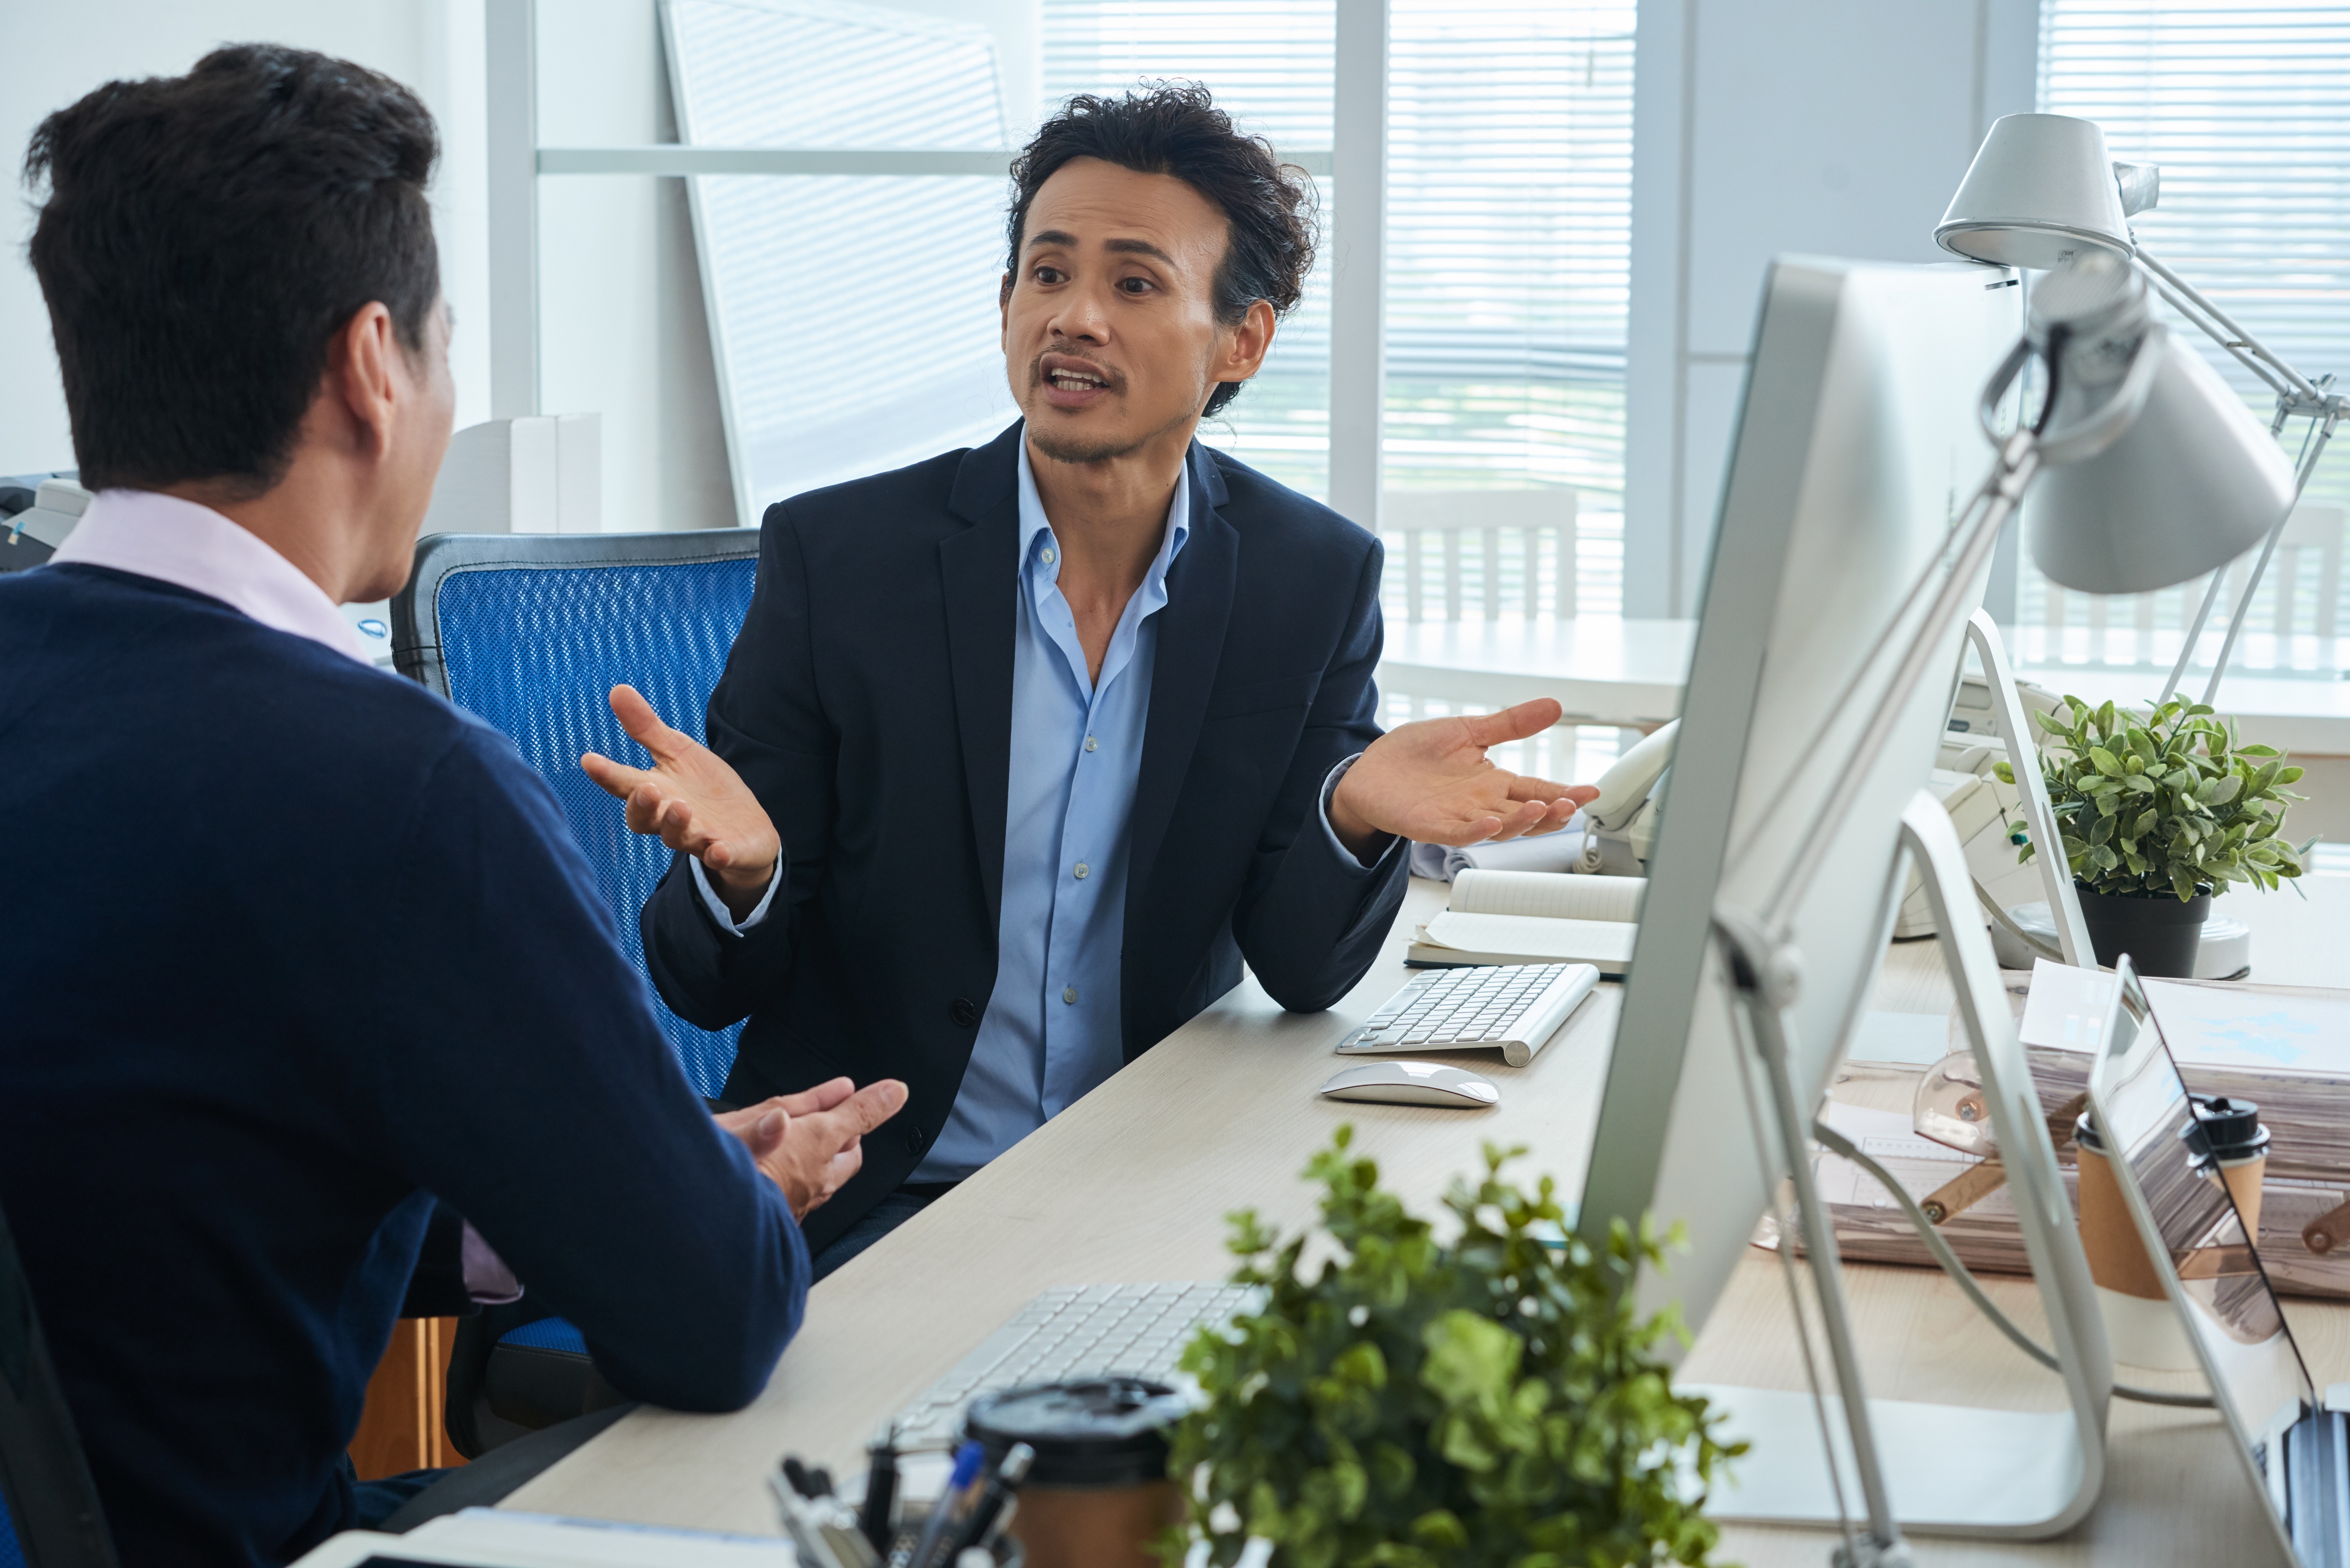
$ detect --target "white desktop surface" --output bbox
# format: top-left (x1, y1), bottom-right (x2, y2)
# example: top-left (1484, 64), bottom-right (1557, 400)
top-left (507, 872), bottom-right (2350, 1564)
top-left (1375, 616), bottom-right (1695, 725)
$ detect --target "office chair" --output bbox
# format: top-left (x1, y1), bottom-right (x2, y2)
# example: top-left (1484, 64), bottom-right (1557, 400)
top-left (0, 1199), bottom-right (119, 1568)
top-left (391, 528), bottom-right (760, 1454)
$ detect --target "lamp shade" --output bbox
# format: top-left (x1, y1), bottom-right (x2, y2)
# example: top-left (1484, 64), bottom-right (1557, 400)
top-left (1937, 114), bottom-right (2134, 269)
top-left (2026, 333), bottom-right (2295, 593)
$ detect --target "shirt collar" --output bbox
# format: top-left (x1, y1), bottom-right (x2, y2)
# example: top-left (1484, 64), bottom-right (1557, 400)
top-left (1014, 437), bottom-right (1192, 590)
top-left (48, 489), bottom-right (376, 665)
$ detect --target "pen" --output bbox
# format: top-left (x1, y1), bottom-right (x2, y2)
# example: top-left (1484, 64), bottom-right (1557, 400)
top-left (942, 1443), bottom-right (1032, 1564)
top-left (900, 1440), bottom-right (984, 1568)
top-left (859, 1428), bottom-right (900, 1553)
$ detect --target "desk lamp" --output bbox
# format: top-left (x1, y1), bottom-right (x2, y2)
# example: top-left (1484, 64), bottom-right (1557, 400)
top-left (1938, 112), bottom-right (2343, 705)
top-left (1709, 243), bottom-right (2297, 1568)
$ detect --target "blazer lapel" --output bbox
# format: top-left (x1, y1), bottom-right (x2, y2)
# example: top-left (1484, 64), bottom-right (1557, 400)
top-left (939, 425), bottom-right (1024, 931)
top-left (1125, 442), bottom-right (1235, 930)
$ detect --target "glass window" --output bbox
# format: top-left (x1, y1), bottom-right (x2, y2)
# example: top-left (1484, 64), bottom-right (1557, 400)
top-left (2028, 0), bottom-right (2350, 680)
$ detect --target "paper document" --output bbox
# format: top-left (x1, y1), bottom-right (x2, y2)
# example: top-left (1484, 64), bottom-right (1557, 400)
top-left (289, 1509), bottom-right (792, 1567)
top-left (1450, 868), bottom-right (1645, 921)
top-left (1410, 912), bottom-right (1637, 973)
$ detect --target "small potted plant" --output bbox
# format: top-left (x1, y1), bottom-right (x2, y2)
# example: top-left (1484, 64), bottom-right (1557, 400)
top-left (1995, 694), bottom-right (2307, 976)
top-left (1159, 1129), bottom-right (1740, 1568)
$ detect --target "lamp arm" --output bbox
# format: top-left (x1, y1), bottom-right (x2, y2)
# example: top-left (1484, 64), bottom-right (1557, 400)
top-left (1755, 426), bottom-right (2039, 931)
top-left (2138, 268), bottom-right (2293, 399)
top-left (2134, 246), bottom-right (2325, 404)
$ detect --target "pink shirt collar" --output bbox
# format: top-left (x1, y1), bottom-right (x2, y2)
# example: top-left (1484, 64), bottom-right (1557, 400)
top-left (48, 489), bottom-right (375, 665)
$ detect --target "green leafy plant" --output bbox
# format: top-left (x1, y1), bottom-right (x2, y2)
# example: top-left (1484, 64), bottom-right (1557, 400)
top-left (1159, 1128), bottom-right (1740, 1568)
top-left (1993, 694), bottom-right (2306, 901)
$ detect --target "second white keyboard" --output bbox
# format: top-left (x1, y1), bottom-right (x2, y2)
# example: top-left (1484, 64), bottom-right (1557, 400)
top-left (887, 1281), bottom-right (1263, 1452)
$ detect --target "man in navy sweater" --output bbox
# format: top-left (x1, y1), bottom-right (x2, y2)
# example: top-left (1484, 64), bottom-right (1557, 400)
top-left (0, 46), bottom-right (903, 1564)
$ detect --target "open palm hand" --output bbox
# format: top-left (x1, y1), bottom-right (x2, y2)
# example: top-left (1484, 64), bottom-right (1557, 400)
top-left (1329, 698), bottom-right (1599, 851)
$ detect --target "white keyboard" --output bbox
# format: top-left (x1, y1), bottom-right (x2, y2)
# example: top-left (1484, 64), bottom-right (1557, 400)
top-left (887, 1282), bottom-right (1262, 1452)
top-left (1335, 962), bottom-right (1600, 1069)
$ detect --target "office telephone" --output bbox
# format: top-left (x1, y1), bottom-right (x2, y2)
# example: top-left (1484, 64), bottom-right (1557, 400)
top-left (1574, 720), bottom-right (1676, 874)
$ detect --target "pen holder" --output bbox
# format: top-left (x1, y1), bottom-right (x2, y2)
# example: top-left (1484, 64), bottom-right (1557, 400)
top-left (887, 1501), bottom-right (1024, 1568)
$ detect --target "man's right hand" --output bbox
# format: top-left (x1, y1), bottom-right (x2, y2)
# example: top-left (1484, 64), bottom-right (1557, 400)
top-left (715, 1077), bottom-right (909, 1221)
top-left (582, 685), bottom-right (782, 922)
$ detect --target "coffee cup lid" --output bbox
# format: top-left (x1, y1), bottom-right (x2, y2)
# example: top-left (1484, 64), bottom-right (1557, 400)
top-left (2185, 1093), bottom-right (2272, 1162)
top-left (964, 1379), bottom-right (1190, 1488)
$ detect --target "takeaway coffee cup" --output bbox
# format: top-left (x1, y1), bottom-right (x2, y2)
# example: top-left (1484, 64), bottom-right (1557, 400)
top-left (2185, 1093), bottom-right (2272, 1236)
top-left (2074, 1110), bottom-right (2198, 1370)
top-left (965, 1379), bottom-right (1190, 1568)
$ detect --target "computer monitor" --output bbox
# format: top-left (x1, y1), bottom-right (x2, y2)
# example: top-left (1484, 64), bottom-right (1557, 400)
top-left (1578, 256), bottom-right (2019, 1336)
top-left (2085, 961), bottom-right (2322, 1567)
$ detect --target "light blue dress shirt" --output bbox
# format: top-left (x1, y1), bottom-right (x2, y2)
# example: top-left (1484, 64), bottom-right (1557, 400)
top-left (910, 443), bottom-right (1190, 1178)
top-left (692, 440), bottom-right (1386, 1182)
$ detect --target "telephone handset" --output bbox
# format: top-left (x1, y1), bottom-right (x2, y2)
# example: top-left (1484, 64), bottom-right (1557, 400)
top-left (1575, 719), bottom-right (1676, 874)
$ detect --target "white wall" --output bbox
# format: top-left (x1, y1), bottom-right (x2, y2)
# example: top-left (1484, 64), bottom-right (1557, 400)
top-left (3, 0), bottom-right (1036, 533)
top-left (533, 0), bottom-right (1040, 531)
top-left (0, 0), bottom-right (491, 476)
top-left (1621, 0), bottom-right (2041, 617)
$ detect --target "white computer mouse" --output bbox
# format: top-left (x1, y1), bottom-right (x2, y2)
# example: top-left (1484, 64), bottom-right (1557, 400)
top-left (1318, 1060), bottom-right (1500, 1109)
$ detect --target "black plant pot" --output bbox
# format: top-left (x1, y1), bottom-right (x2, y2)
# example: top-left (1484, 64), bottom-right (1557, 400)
top-left (2076, 884), bottom-right (2211, 977)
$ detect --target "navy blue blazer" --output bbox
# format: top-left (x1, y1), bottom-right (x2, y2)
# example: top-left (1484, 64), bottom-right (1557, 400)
top-left (642, 424), bottom-right (1410, 1248)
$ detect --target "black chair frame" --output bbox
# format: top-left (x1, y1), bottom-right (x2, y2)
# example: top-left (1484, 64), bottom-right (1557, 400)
top-left (0, 1201), bottom-right (118, 1568)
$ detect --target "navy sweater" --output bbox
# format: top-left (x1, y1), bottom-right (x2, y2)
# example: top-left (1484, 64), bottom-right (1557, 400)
top-left (0, 565), bottom-right (807, 1565)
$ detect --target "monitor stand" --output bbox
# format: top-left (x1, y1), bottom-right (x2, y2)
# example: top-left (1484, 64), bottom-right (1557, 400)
top-left (1685, 791), bottom-right (2113, 1552)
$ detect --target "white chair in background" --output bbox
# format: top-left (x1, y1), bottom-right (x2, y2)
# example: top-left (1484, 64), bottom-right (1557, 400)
top-left (2035, 504), bottom-right (2344, 671)
top-left (1379, 489), bottom-right (1577, 624)
top-left (2264, 504), bottom-right (2346, 647)
top-left (1375, 488), bottom-right (1606, 780)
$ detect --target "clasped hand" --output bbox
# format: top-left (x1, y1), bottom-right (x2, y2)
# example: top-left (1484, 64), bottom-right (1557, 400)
top-left (713, 1077), bottom-right (909, 1220)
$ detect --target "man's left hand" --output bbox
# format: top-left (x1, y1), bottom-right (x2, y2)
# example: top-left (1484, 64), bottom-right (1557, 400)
top-left (1329, 697), bottom-right (1599, 856)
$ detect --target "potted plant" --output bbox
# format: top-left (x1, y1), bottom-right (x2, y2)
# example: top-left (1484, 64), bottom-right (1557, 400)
top-left (1995, 694), bottom-right (2307, 976)
top-left (1159, 1129), bottom-right (1740, 1568)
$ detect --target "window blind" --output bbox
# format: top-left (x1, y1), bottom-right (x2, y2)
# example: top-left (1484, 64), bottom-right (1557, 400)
top-left (1042, 0), bottom-right (1636, 615)
top-left (1042, 0), bottom-right (1338, 500)
top-left (1387, 0), bottom-right (1635, 618)
top-left (2030, 0), bottom-right (2350, 674)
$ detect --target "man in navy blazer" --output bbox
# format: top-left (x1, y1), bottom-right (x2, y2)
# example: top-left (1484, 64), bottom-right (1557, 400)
top-left (588, 86), bottom-right (1597, 1269)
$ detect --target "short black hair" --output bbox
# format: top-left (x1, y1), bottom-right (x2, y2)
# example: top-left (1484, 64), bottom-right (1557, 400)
top-left (24, 44), bottom-right (441, 497)
top-left (1008, 83), bottom-right (1316, 418)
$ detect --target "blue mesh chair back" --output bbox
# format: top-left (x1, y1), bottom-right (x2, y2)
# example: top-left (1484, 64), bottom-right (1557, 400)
top-left (391, 531), bottom-right (760, 1100)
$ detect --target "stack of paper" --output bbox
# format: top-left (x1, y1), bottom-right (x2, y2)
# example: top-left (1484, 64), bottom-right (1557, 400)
top-left (2021, 976), bottom-right (2350, 1188)
top-left (1801, 1101), bottom-right (2350, 1300)
top-left (1798, 969), bottom-right (2350, 1301)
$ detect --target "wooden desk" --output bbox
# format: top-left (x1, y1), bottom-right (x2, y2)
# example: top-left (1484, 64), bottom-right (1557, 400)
top-left (509, 873), bottom-right (2350, 1563)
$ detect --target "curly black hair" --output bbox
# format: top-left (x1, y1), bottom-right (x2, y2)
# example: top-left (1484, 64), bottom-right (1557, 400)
top-left (25, 44), bottom-right (441, 495)
top-left (1007, 82), bottom-right (1317, 418)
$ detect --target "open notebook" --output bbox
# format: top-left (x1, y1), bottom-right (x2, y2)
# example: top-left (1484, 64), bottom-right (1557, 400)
top-left (1407, 869), bottom-right (1642, 974)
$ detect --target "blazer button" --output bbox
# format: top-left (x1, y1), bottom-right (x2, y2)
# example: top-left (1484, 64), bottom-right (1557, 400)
top-left (949, 997), bottom-right (979, 1028)
top-left (906, 1124), bottom-right (929, 1155)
